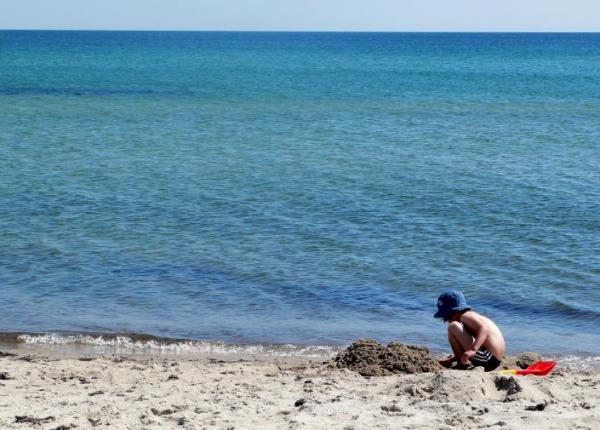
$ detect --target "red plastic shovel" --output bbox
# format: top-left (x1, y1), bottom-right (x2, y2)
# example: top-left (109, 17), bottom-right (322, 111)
top-left (498, 360), bottom-right (557, 376)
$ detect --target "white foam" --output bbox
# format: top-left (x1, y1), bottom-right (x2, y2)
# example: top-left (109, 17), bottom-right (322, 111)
top-left (555, 354), bottom-right (600, 369)
top-left (16, 333), bottom-right (339, 358)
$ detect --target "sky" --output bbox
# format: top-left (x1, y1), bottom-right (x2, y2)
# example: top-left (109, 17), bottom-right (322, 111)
top-left (0, 0), bottom-right (599, 32)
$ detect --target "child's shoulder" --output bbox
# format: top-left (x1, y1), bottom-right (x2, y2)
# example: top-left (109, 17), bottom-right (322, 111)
top-left (459, 309), bottom-right (483, 322)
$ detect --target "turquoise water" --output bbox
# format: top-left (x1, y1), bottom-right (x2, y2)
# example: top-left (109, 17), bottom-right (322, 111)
top-left (1, 31), bottom-right (599, 354)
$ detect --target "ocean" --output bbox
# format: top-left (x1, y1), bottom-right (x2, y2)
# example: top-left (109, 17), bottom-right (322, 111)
top-left (1, 31), bottom-right (599, 357)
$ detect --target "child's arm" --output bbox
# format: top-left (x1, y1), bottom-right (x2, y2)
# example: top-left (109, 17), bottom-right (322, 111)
top-left (459, 313), bottom-right (489, 364)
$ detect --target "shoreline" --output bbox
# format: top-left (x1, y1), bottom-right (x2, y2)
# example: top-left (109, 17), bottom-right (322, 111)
top-left (0, 348), bottom-right (598, 429)
top-left (1, 331), bottom-right (599, 370)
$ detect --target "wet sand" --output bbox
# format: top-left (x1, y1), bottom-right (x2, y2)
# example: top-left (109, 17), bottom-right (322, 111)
top-left (0, 349), bottom-right (598, 429)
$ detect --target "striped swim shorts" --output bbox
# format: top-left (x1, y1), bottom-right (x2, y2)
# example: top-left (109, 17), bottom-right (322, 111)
top-left (469, 347), bottom-right (501, 372)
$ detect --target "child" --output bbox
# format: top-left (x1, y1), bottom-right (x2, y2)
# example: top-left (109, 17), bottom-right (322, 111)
top-left (434, 290), bottom-right (505, 371)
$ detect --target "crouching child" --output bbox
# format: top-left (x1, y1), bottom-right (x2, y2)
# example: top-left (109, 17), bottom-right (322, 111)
top-left (434, 290), bottom-right (505, 372)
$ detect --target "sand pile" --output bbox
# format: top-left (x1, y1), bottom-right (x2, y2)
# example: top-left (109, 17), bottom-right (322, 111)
top-left (333, 339), bottom-right (441, 376)
top-left (500, 352), bottom-right (542, 370)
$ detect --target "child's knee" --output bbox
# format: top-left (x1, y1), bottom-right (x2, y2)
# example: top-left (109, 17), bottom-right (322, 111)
top-left (447, 321), bottom-right (463, 335)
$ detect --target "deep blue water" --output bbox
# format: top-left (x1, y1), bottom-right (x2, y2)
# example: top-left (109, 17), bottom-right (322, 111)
top-left (1, 31), bottom-right (599, 354)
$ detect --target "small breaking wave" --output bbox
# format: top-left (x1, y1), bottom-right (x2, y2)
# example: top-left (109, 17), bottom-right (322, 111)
top-left (6, 332), bottom-right (339, 359)
top-left (552, 354), bottom-right (600, 370)
top-left (549, 300), bottom-right (600, 322)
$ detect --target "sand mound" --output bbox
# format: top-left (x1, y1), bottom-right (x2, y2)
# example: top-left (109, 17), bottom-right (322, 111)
top-left (516, 352), bottom-right (542, 368)
top-left (333, 339), bottom-right (441, 376)
top-left (501, 352), bottom-right (543, 370)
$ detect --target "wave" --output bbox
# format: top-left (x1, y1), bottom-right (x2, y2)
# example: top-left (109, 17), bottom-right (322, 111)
top-left (0, 332), bottom-right (339, 358)
top-left (549, 300), bottom-right (600, 322)
top-left (551, 353), bottom-right (600, 370)
top-left (487, 296), bottom-right (600, 323)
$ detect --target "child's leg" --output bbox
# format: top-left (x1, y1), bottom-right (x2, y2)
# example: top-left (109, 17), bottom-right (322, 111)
top-left (447, 321), bottom-right (475, 360)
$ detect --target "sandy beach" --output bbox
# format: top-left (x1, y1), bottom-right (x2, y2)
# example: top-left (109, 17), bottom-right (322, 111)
top-left (0, 347), bottom-right (598, 430)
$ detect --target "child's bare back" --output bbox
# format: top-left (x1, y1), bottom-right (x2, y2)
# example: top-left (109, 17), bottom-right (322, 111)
top-left (458, 309), bottom-right (505, 360)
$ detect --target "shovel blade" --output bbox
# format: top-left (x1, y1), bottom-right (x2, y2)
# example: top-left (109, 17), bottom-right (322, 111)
top-left (519, 360), bottom-right (557, 376)
top-left (499, 360), bottom-right (558, 376)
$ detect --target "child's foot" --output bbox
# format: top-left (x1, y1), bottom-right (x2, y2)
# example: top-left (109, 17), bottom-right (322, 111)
top-left (451, 362), bottom-right (475, 371)
top-left (438, 357), bottom-right (455, 368)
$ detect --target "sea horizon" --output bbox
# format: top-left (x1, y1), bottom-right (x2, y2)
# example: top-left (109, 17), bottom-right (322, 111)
top-left (2, 29), bottom-right (600, 33)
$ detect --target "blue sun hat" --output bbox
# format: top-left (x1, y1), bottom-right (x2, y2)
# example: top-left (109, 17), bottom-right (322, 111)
top-left (434, 290), bottom-right (471, 319)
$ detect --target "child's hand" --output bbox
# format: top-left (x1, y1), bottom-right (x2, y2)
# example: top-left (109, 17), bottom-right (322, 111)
top-left (460, 349), bottom-right (476, 365)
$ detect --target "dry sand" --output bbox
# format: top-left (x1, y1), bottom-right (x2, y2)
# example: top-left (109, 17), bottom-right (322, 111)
top-left (0, 348), bottom-right (598, 430)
